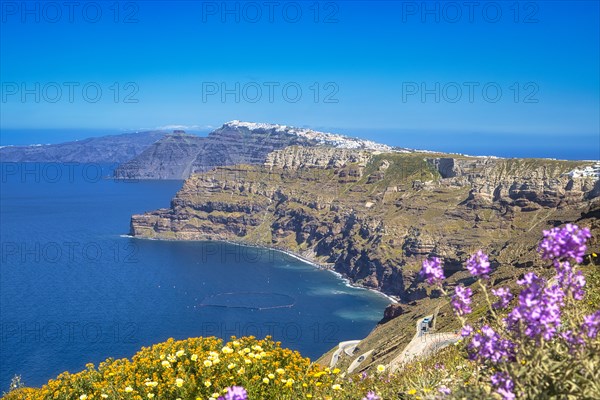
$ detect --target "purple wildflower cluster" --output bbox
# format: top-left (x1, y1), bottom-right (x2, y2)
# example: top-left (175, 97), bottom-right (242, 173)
top-left (468, 325), bottom-right (515, 363)
top-left (538, 224), bottom-right (591, 265)
top-left (451, 285), bottom-right (472, 316)
top-left (419, 224), bottom-right (595, 400)
top-left (505, 273), bottom-right (564, 340)
top-left (218, 386), bottom-right (248, 400)
top-left (362, 391), bottom-right (380, 400)
top-left (555, 261), bottom-right (586, 300)
top-left (420, 257), bottom-right (444, 285)
top-left (466, 250), bottom-right (491, 277)
top-left (583, 310), bottom-right (600, 338)
top-left (491, 287), bottom-right (513, 309)
top-left (491, 372), bottom-right (515, 400)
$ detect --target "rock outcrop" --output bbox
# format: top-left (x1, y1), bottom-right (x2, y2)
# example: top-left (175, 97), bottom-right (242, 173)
top-left (130, 147), bottom-right (599, 300)
top-left (114, 121), bottom-right (396, 180)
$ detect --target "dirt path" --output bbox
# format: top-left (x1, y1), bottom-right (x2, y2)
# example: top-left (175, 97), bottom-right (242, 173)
top-left (389, 316), bottom-right (460, 372)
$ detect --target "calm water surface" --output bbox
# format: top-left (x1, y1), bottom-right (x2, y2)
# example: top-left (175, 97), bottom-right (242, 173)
top-left (0, 164), bottom-right (390, 389)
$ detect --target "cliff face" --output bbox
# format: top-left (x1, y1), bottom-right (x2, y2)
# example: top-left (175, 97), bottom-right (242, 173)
top-left (114, 121), bottom-right (396, 180)
top-left (0, 131), bottom-right (166, 163)
top-left (130, 147), bottom-right (599, 300)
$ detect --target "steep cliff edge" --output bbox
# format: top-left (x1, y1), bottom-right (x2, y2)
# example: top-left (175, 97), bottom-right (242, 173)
top-left (130, 146), bottom-right (599, 300)
top-left (114, 121), bottom-right (394, 180)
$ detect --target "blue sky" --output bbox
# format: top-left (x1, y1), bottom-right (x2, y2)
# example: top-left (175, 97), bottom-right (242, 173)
top-left (0, 1), bottom-right (598, 159)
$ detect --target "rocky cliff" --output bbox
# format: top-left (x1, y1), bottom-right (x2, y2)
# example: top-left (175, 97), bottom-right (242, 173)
top-left (130, 146), bottom-right (600, 300)
top-left (114, 121), bottom-right (396, 180)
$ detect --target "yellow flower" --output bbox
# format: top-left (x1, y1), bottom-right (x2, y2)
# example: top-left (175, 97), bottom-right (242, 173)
top-left (125, 386), bottom-right (133, 393)
top-left (167, 354), bottom-right (176, 362)
top-left (332, 384), bottom-right (341, 390)
top-left (228, 363), bottom-right (236, 370)
top-left (148, 394), bottom-right (155, 399)
top-left (268, 373), bottom-right (275, 379)
top-left (176, 378), bottom-right (184, 387)
top-left (377, 364), bottom-right (386, 373)
top-left (176, 349), bottom-right (185, 357)
top-left (593, 253), bottom-right (597, 257)
top-left (101, 395), bottom-right (108, 399)
top-left (222, 346), bottom-right (234, 354)
top-left (191, 354), bottom-right (198, 361)
top-left (204, 360), bottom-right (213, 367)
top-left (407, 389), bottom-right (417, 395)
top-left (79, 395), bottom-right (88, 400)
top-left (276, 368), bottom-right (285, 375)
top-left (332, 368), bottom-right (340, 374)
top-left (307, 395), bottom-right (313, 399)
top-left (145, 381), bottom-right (158, 387)
top-left (263, 377), bottom-right (270, 384)
top-left (204, 380), bottom-right (212, 388)
top-left (161, 360), bottom-right (171, 368)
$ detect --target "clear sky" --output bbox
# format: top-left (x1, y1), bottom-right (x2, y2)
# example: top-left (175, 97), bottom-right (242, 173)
top-left (0, 1), bottom-right (599, 159)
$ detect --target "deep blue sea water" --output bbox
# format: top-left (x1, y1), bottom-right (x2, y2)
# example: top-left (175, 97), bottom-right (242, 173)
top-left (0, 164), bottom-right (390, 390)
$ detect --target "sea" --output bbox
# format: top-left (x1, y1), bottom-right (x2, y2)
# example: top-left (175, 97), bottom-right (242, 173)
top-left (0, 163), bottom-right (391, 390)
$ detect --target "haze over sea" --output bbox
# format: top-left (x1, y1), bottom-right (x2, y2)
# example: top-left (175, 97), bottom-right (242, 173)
top-left (1, 128), bottom-right (598, 161)
top-left (0, 164), bottom-right (390, 390)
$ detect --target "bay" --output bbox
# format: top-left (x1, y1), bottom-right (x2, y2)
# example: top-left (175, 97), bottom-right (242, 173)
top-left (0, 163), bottom-right (390, 390)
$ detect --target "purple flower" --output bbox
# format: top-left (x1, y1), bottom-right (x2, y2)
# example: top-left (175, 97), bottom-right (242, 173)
top-left (438, 385), bottom-right (451, 395)
top-left (466, 250), bottom-right (491, 277)
top-left (420, 257), bottom-right (445, 285)
top-left (468, 325), bottom-right (515, 363)
top-left (561, 330), bottom-right (585, 351)
top-left (583, 310), bottom-right (600, 338)
top-left (360, 371), bottom-right (368, 380)
top-left (538, 224), bottom-right (591, 265)
top-left (218, 386), bottom-right (248, 400)
top-left (362, 391), bottom-right (380, 400)
top-left (506, 273), bottom-right (564, 340)
top-left (491, 372), bottom-right (515, 400)
top-left (555, 261), bottom-right (587, 300)
top-left (460, 325), bottom-right (473, 337)
top-left (491, 287), bottom-right (513, 309)
top-left (451, 285), bottom-right (472, 316)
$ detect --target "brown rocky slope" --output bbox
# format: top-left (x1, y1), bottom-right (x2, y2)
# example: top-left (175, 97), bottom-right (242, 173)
top-left (130, 146), bottom-right (600, 302)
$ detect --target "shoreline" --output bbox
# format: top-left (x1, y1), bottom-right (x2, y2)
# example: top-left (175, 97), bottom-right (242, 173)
top-left (121, 234), bottom-right (399, 304)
